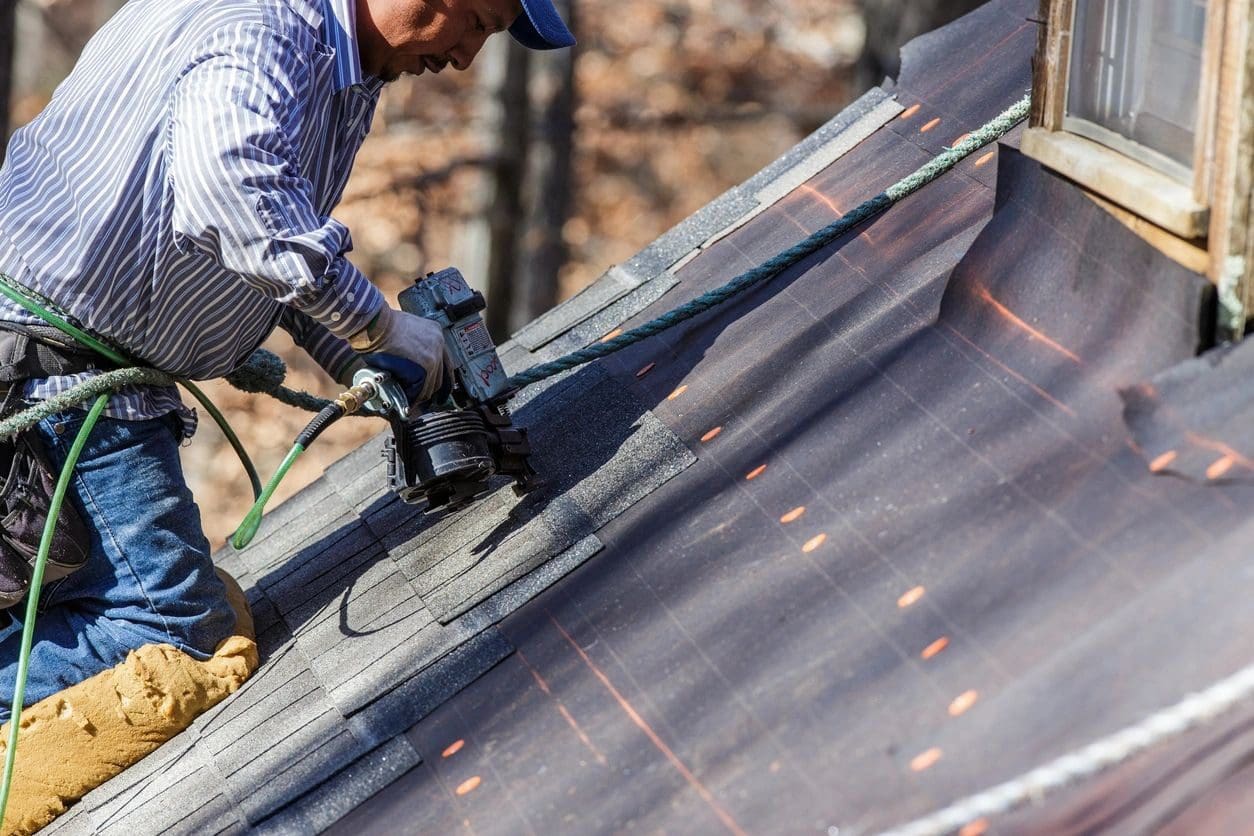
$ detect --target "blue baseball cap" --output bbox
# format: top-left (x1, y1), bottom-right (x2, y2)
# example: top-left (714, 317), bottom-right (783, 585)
top-left (509, 0), bottom-right (576, 50)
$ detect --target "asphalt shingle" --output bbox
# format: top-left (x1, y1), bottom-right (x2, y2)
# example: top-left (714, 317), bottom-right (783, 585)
top-left (511, 265), bottom-right (645, 351)
top-left (347, 628), bottom-right (514, 747)
top-left (252, 737), bottom-right (421, 836)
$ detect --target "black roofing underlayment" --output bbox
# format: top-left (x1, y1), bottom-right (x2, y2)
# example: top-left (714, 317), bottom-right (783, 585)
top-left (44, 0), bottom-right (1254, 833)
top-left (1121, 338), bottom-right (1254, 485)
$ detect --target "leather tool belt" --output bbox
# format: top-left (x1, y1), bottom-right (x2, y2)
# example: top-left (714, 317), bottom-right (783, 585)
top-left (0, 322), bottom-right (108, 609)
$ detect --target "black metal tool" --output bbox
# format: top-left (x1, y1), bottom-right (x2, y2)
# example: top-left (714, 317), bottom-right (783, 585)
top-left (372, 268), bottom-right (540, 512)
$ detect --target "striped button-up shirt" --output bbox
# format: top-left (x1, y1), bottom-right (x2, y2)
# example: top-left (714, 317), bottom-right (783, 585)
top-left (0, 0), bottom-right (386, 434)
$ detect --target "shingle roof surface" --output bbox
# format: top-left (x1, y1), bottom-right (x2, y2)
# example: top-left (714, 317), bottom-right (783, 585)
top-left (46, 0), bottom-right (1254, 832)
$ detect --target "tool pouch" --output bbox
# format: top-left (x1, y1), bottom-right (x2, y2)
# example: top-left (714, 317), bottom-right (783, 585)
top-left (0, 323), bottom-right (103, 609)
top-left (0, 429), bottom-right (91, 608)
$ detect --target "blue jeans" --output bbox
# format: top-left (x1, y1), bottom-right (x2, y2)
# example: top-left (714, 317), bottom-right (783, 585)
top-left (0, 410), bottom-right (236, 722)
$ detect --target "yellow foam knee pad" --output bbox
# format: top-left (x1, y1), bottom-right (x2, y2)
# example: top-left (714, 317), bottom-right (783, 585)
top-left (0, 570), bottom-right (259, 836)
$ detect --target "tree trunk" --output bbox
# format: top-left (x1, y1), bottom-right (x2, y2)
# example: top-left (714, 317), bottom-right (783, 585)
top-left (514, 0), bottom-right (577, 331)
top-left (455, 13), bottom-right (580, 337)
top-left (484, 41), bottom-right (531, 339)
top-left (0, 0), bottom-right (17, 164)
top-left (856, 0), bottom-right (987, 90)
top-left (454, 36), bottom-right (531, 340)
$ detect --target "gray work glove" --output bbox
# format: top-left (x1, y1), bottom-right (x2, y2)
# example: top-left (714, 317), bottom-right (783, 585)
top-left (347, 306), bottom-right (447, 402)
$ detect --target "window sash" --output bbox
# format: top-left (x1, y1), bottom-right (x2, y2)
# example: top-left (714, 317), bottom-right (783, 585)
top-left (1062, 0), bottom-right (1209, 185)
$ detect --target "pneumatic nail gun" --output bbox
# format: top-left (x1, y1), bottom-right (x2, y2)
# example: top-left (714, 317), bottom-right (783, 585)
top-left (354, 268), bottom-right (540, 512)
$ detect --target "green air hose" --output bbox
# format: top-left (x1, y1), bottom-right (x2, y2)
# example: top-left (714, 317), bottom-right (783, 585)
top-left (183, 383), bottom-right (263, 498)
top-left (231, 442), bottom-right (307, 551)
top-left (232, 393), bottom-right (355, 549)
top-left (0, 392), bottom-right (109, 825)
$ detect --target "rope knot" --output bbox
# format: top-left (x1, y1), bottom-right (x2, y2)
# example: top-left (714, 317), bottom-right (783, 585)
top-left (224, 349), bottom-right (287, 394)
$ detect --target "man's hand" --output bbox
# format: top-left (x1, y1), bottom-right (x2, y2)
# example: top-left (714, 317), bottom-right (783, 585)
top-left (348, 306), bottom-right (447, 402)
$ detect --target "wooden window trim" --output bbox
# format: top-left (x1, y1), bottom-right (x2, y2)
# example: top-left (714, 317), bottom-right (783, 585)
top-left (1204, 0), bottom-right (1254, 328)
top-left (1060, 117), bottom-right (1193, 185)
top-left (1027, 0), bottom-right (1217, 238)
top-left (1021, 129), bottom-right (1209, 237)
top-left (1034, 0), bottom-right (1223, 194)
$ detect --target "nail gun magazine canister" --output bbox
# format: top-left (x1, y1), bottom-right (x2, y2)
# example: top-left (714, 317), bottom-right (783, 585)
top-left (401, 268), bottom-right (511, 404)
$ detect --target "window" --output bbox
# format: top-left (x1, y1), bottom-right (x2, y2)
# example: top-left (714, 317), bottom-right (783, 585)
top-left (1064, 0), bottom-right (1207, 181)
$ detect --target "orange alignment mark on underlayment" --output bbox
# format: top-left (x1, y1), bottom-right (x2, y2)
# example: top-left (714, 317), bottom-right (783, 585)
top-left (517, 649), bottom-right (609, 766)
top-left (910, 747), bottom-right (942, 771)
top-left (959, 818), bottom-right (990, 836)
top-left (897, 586), bottom-right (925, 608)
top-left (940, 323), bottom-right (1077, 418)
top-left (973, 285), bottom-right (1083, 365)
top-left (1207, 455), bottom-right (1235, 480)
top-left (780, 506), bottom-right (805, 524)
top-left (1184, 431), bottom-right (1254, 473)
top-left (1149, 450), bottom-right (1178, 472)
top-left (799, 183), bottom-right (842, 217)
top-left (548, 612), bottom-right (750, 836)
top-left (948, 690), bottom-right (979, 717)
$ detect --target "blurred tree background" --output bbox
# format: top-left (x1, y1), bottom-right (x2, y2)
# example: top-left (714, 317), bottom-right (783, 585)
top-left (0, 0), bottom-right (984, 546)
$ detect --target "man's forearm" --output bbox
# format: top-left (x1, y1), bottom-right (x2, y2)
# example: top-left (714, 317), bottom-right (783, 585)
top-left (277, 307), bottom-right (363, 385)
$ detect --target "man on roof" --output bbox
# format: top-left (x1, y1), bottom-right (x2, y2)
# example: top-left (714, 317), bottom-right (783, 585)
top-left (0, 0), bottom-right (572, 737)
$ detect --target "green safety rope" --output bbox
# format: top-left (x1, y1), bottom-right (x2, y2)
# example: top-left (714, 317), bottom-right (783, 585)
top-left (0, 367), bottom-right (173, 437)
top-left (0, 92), bottom-right (1031, 830)
top-left (223, 348), bottom-right (339, 413)
top-left (508, 94), bottom-right (1031, 389)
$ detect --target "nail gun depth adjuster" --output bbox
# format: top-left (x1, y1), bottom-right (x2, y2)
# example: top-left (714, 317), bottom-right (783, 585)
top-left (384, 268), bottom-right (541, 511)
